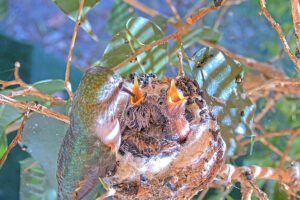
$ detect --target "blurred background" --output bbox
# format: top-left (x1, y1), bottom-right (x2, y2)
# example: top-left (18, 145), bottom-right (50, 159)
top-left (0, 0), bottom-right (297, 199)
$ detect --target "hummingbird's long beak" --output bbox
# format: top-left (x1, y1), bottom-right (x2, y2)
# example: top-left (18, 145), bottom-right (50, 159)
top-left (166, 80), bottom-right (188, 115)
top-left (131, 76), bottom-right (145, 105)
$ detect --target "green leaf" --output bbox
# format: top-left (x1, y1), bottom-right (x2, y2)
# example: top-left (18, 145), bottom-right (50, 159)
top-left (32, 79), bottom-right (65, 95)
top-left (52, 0), bottom-right (100, 40)
top-left (106, 0), bottom-right (135, 35)
top-left (0, 0), bottom-right (6, 19)
top-left (273, 182), bottom-right (288, 200)
top-left (20, 105), bottom-right (68, 191)
top-left (0, 128), bottom-right (7, 168)
top-left (20, 157), bottom-right (56, 200)
top-left (189, 47), bottom-right (255, 156)
top-left (152, 15), bottom-right (169, 32)
top-left (101, 16), bottom-right (168, 78)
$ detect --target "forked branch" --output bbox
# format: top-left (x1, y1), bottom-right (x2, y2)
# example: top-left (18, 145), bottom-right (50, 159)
top-left (218, 162), bottom-right (300, 199)
top-left (259, 0), bottom-right (299, 69)
top-left (0, 62), bottom-right (65, 105)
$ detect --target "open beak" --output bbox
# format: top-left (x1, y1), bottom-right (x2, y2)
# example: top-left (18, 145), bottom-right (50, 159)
top-left (131, 76), bottom-right (145, 105)
top-left (166, 80), bottom-right (187, 115)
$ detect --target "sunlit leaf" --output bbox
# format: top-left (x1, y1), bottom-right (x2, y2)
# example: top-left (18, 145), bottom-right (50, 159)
top-left (106, 0), bottom-right (134, 35)
top-left (20, 105), bottom-right (68, 191)
top-left (32, 79), bottom-right (65, 95)
top-left (52, 0), bottom-right (101, 40)
top-left (101, 16), bottom-right (168, 78)
top-left (189, 47), bottom-right (255, 156)
top-left (0, 128), bottom-right (7, 168)
top-left (20, 157), bottom-right (56, 200)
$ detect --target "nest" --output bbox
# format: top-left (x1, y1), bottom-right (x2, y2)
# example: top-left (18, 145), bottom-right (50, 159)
top-left (104, 74), bottom-right (226, 199)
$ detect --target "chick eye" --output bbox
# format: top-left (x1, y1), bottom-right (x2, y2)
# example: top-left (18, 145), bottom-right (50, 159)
top-left (158, 98), bottom-right (164, 105)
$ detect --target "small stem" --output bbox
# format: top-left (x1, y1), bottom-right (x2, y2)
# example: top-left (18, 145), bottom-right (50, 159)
top-left (254, 92), bottom-right (282, 123)
top-left (165, 0), bottom-right (181, 22)
top-left (65, 0), bottom-right (85, 100)
top-left (176, 50), bottom-right (184, 76)
top-left (24, 161), bottom-right (38, 171)
top-left (280, 133), bottom-right (297, 168)
top-left (0, 109), bottom-right (30, 167)
top-left (125, 32), bottom-right (146, 74)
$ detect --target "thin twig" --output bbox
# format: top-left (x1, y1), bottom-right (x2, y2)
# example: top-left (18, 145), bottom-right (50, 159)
top-left (165, 0), bottom-right (181, 22)
top-left (65, 0), bottom-right (85, 100)
top-left (0, 94), bottom-right (70, 124)
top-left (254, 92), bottom-right (282, 123)
top-left (199, 40), bottom-right (286, 79)
top-left (246, 78), bottom-right (300, 95)
top-left (0, 109), bottom-right (30, 167)
top-left (24, 161), bottom-right (38, 171)
top-left (112, 1), bottom-right (226, 71)
top-left (260, 138), bottom-right (292, 162)
top-left (291, 0), bottom-right (300, 65)
top-left (279, 133), bottom-right (297, 168)
top-left (241, 124), bottom-right (300, 145)
top-left (213, 4), bottom-right (230, 30)
top-left (259, 0), bottom-right (299, 69)
top-left (123, 0), bottom-right (178, 27)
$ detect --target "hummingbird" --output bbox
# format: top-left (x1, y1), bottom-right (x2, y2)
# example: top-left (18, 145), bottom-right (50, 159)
top-left (56, 66), bottom-right (131, 199)
top-left (163, 79), bottom-right (190, 142)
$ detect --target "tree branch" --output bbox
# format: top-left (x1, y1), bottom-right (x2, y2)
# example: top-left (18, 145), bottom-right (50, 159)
top-left (246, 78), bottom-right (300, 95)
top-left (0, 94), bottom-right (70, 124)
top-left (259, 0), bottom-right (299, 69)
top-left (64, 0), bottom-right (85, 100)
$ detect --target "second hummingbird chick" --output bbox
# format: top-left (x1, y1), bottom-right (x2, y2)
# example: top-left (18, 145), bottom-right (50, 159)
top-left (160, 80), bottom-right (190, 142)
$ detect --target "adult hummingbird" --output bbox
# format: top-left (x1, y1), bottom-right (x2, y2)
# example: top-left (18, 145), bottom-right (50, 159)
top-left (57, 66), bottom-right (130, 199)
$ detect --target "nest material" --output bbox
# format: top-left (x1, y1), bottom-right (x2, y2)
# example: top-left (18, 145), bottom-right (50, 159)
top-left (104, 75), bottom-right (226, 199)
